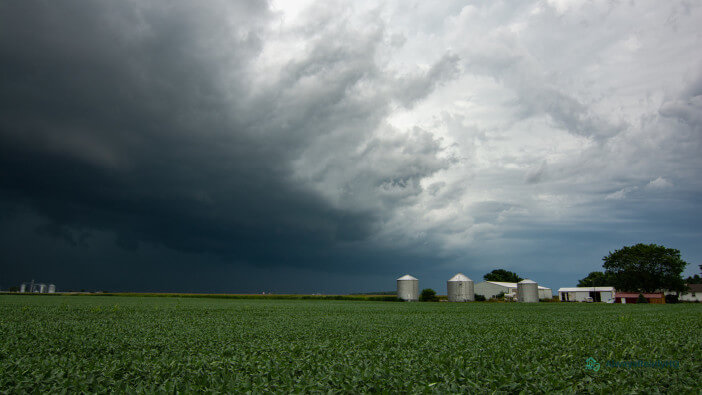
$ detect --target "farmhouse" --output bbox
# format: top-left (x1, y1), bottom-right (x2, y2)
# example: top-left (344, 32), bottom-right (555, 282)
top-left (664, 283), bottom-right (702, 302)
top-left (557, 287), bottom-right (615, 302)
top-left (474, 281), bottom-right (552, 300)
top-left (681, 284), bottom-right (702, 302)
top-left (614, 292), bottom-right (665, 304)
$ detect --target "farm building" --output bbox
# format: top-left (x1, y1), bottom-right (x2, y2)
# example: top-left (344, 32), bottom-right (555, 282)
top-left (681, 284), bottom-right (702, 302)
top-left (557, 287), bottom-right (615, 302)
top-left (19, 281), bottom-right (55, 293)
top-left (474, 281), bottom-right (552, 300)
top-left (614, 292), bottom-right (665, 304)
top-left (664, 284), bottom-right (702, 302)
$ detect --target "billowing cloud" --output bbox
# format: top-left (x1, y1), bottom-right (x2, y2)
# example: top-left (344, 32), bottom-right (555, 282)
top-left (646, 177), bottom-right (673, 190)
top-left (1, 0), bottom-right (701, 292)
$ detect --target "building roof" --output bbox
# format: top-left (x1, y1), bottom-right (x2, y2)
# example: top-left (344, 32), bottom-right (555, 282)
top-left (614, 292), bottom-right (664, 298)
top-left (687, 283), bottom-right (702, 293)
top-left (397, 274), bottom-right (418, 281)
top-left (482, 281), bottom-right (551, 290)
top-left (558, 287), bottom-right (615, 293)
top-left (448, 273), bottom-right (472, 282)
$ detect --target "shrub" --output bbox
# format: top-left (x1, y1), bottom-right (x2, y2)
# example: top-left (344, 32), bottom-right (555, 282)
top-left (474, 294), bottom-right (486, 302)
top-left (665, 294), bottom-right (679, 304)
top-left (419, 288), bottom-right (438, 302)
top-left (637, 294), bottom-right (649, 304)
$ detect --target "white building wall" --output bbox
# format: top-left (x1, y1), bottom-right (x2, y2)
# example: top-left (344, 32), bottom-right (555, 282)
top-left (600, 291), bottom-right (614, 302)
top-left (475, 281), bottom-right (552, 300)
top-left (538, 289), bottom-right (553, 300)
top-left (681, 293), bottom-right (702, 302)
top-left (474, 282), bottom-right (511, 299)
top-left (575, 292), bottom-right (590, 302)
top-left (664, 291), bottom-right (702, 302)
top-left (558, 290), bottom-right (615, 302)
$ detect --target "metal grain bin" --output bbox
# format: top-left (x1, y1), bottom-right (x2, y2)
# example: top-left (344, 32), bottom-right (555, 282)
top-left (517, 279), bottom-right (539, 303)
top-left (20, 283), bottom-right (26, 293)
top-left (447, 273), bottom-right (474, 302)
top-left (397, 274), bottom-right (419, 301)
top-left (48, 284), bottom-right (56, 293)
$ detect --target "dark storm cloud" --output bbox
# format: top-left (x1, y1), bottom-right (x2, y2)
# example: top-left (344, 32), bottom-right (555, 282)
top-left (3, 1), bottom-right (702, 294)
top-left (0, 0), bottom-right (455, 285)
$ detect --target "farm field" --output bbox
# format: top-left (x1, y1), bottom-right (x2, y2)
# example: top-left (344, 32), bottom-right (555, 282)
top-left (0, 296), bottom-right (700, 393)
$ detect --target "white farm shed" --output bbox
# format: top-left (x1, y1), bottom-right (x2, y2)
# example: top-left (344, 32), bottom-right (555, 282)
top-left (557, 287), bottom-right (615, 302)
top-left (474, 281), bottom-right (552, 300)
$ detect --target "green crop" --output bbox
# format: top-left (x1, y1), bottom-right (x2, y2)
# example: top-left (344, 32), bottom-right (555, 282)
top-left (0, 296), bottom-right (700, 393)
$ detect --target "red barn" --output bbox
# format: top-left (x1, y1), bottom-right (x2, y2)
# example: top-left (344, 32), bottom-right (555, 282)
top-left (614, 292), bottom-right (665, 304)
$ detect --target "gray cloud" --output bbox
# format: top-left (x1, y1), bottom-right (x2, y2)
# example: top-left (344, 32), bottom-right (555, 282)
top-left (659, 73), bottom-right (702, 130)
top-left (0, 0), bottom-right (459, 290)
top-left (2, 0), bottom-right (702, 292)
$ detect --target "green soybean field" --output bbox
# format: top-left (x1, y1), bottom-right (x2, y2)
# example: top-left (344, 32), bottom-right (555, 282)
top-left (0, 296), bottom-right (700, 393)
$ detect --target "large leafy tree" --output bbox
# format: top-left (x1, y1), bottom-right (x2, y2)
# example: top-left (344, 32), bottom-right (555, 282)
top-left (577, 271), bottom-right (613, 287)
top-left (603, 244), bottom-right (688, 293)
top-left (483, 269), bottom-right (523, 283)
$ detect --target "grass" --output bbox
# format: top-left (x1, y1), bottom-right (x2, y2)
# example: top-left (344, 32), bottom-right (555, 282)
top-left (0, 295), bottom-right (700, 393)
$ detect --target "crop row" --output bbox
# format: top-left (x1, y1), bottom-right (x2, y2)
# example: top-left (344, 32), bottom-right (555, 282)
top-left (0, 296), bottom-right (700, 392)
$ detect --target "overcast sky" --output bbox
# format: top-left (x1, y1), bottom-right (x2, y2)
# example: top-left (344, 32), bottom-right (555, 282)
top-left (1, 0), bottom-right (701, 293)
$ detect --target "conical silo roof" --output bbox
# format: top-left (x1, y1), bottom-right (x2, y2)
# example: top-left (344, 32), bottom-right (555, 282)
top-left (397, 274), bottom-right (418, 281)
top-left (519, 279), bottom-right (536, 284)
top-left (448, 273), bottom-right (472, 282)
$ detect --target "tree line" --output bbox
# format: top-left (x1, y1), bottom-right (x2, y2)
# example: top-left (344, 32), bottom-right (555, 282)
top-left (577, 243), bottom-right (697, 294)
top-left (480, 243), bottom-right (697, 294)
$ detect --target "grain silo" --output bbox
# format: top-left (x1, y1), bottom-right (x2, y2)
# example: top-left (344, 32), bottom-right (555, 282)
top-left (447, 273), bottom-right (474, 302)
top-left (20, 283), bottom-right (26, 293)
top-left (517, 279), bottom-right (539, 303)
top-left (397, 274), bottom-right (419, 301)
top-left (48, 284), bottom-right (56, 293)
top-left (38, 284), bottom-right (47, 293)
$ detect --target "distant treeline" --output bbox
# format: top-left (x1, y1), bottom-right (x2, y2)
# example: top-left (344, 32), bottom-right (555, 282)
top-left (350, 291), bottom-right (396, 295)
top-left (0, 292), bottom-right (400, 302)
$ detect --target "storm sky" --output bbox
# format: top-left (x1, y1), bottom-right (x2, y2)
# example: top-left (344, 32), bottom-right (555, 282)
top-left (1, 0), bottom-right (701, 293)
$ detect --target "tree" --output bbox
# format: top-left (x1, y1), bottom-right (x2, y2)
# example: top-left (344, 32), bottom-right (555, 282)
top-left (577, 271), bottom-right (613, 287)
top-left (685, 264), bottom-right (702, 284)
top-left (483, 269), bottom-right (523, 283)
top-left (602, 243), bottom-right (688, 293)
top-left (419, 288), bottom-right (438, 302)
